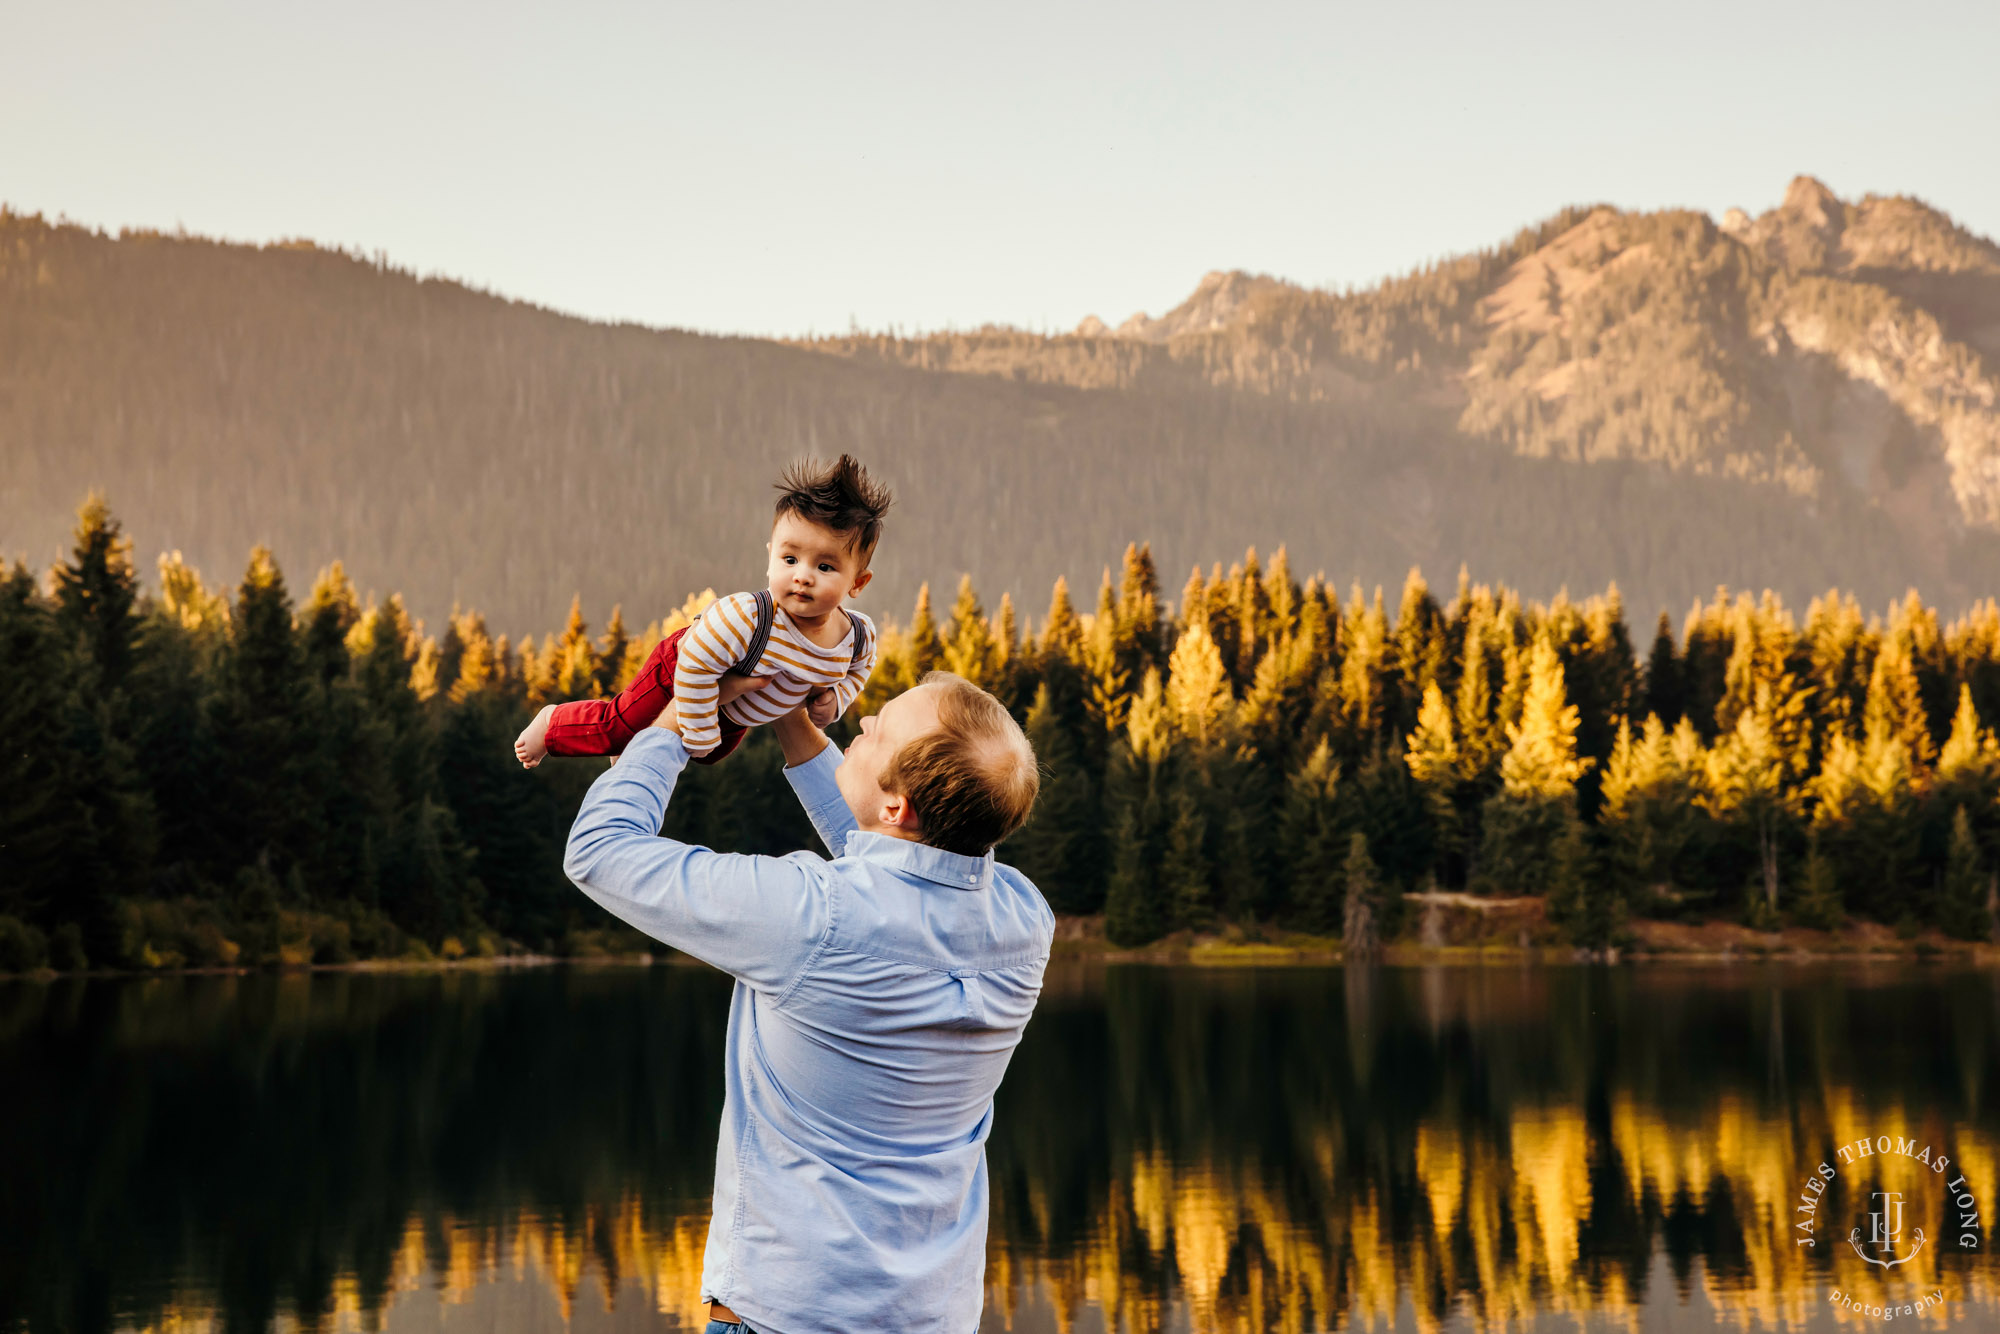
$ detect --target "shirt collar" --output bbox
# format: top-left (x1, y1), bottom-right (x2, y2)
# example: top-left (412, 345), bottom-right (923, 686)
top-left (842, 829), bottom-right (994, 890)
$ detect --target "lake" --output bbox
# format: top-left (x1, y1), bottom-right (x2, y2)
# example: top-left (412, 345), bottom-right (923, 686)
top-left (3, 961), bottom-right (1996, 1333)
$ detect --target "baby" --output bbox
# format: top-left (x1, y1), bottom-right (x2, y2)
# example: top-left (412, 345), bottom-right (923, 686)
top-left (514, 454), bottom-right (892, 768)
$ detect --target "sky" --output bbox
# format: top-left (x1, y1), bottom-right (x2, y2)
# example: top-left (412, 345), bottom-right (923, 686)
top-left (6, 0), bottom-right (1999, 338)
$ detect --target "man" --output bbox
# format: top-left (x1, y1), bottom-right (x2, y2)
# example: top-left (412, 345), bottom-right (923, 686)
top-left (561, 668), bottom-right (1053, 1334)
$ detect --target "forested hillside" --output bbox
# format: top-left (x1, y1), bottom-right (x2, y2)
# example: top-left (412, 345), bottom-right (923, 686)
top-left (6, 177), bottom-right (1998, 635)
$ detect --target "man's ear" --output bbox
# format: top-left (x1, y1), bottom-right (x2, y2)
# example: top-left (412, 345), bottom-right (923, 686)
top-left (879, 791), bottom-right (919, 833)
top-left (848, 567), bottom-right (874, 597)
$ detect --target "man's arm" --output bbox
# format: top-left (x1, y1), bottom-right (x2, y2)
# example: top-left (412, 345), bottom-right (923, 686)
top-left (770, 707), bottom-right (861, 857)
top-left (562, 728), bottom-right (829, 990)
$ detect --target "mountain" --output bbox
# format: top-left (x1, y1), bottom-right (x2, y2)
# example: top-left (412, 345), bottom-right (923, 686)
top-left (4, 177), bottom-right (1998, 636)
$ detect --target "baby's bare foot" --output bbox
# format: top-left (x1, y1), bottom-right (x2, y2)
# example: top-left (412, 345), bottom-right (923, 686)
top-left (514, 704), bottom-right (556, 769)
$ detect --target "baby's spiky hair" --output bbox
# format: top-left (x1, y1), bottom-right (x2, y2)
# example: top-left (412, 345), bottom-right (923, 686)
top-left (772, 455), bottom-right (893, 562)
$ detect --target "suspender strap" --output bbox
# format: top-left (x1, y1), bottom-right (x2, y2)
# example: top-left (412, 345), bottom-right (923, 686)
top-left (731, 589), bottom-right (776, 675)
top-left (848, 611), bottom-right (872, 672)
top-left (722, 591), bottom-right (864, 679)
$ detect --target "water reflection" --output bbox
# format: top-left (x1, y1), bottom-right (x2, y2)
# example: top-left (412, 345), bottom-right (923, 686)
top-left (2, 962), bottom-right (1996, 1333)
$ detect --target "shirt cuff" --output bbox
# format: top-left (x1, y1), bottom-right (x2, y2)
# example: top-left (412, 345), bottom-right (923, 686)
top-left (784, 739), bottom-right (853, 839)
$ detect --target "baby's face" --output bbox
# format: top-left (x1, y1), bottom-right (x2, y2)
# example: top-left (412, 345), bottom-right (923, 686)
top-left (766, 512), bottom-right (873, 620)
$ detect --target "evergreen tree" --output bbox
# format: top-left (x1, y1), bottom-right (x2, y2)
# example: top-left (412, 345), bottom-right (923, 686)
top-left (449, 611), bottom-right (501, 701)
top-left (1866, 635), bottom-right (1935, 772)
top-left (51, 493), bottom-right (141, 693)
top-left (210, 547), bottom-right (318, 885)
top-left (596, 605), bottom-right (632, 695)
top-left (1341, 832), bottom-right (1380, 959)
top-left (1281, 738), bottom-right (1344, 933)
top-left (1938, 806), bottom-right (1990, 941)
top-left (1003, 684), bottom-right (1099, 913)
top-left (1113, 542), bottom-right (1163, 681)
top-left (1478, 639), bottom-right (1591, 896)
top-left (1544, 810), bottom-right (1616, 949)
top-left (906, 582), bottom-right (944, 677)
top-left (1795, 833), bottom-right (1843, 930)
top-left (1698, 680), bottom-right (1806, 925)
top-left (1597, 715), bottom-right (1703, 904)
top-left (1643, 611), bottom-right (1684, 726)
top-left (1101, 754), bottom-right (1163, 947)
top-left (1162, 783), bottom-right (1212, 933)
top-left (0, 562), bottom-right (133, 959)
top-left (1393, 568), bottom-right (1448, 735)
top-left (302, 563), bottom-right (360, 686)
top-left (1083, 571), bottom-right (1130, 736)
top-left (942, 574), bottom-right (1000, 686)
top-left (1165, 621), bottom-right (1233, 746)
top-left (1338, 584), bottom-right (1395, 753)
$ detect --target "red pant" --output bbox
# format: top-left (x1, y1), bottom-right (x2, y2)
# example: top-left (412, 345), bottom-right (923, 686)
top-left (543, 624), bottom-right (749, 765)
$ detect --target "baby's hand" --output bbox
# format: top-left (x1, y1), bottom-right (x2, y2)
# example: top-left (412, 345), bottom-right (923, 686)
top-left (806, 687), bottom-right (839, 728)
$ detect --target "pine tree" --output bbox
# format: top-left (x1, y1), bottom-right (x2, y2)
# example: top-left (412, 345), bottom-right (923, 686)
top-left (1867, 631), bottom-right (1935, 771)
top-left (1598, 714), bottom-right (1702, 901)
top-left (1341, 832), bottom-right (1380, 959)
top-left (1643, 611), bottom-right (1683, 726)
top-left (1544, 810), bottom-right (1615, 949)
top-left (51, 493), bottom-right (141, 693)
top-left (596, 605), bottom-right (632, 696)
top-left (906, 582), bottom-right (944, 677)
top-left (156, 551), bottom-right (230, 636)
top-left (1003, 684), bottom-right (1099, 913)
top-left (1498, 639), bottom-right (1591, 800)
top-left (1281, 738), bottom-right (1343, 933)
top-left (1405, 682), bottom-right (1467, 880)
top-left (0, 562), bottom-right (131, 956)
top-left (1478, 639), bottom-right (1591, 896)
top-left (1102, 743), bottom-right (1164, 947)
top-left (302, 563), bottom-right (360, 685)
top-left (1114, 542), bottom-right (1162, 680)
top-left (1040, 577), bottom-right (1084, 664)
top-left (1339, 584), bottom-right (1394, 751)
top-left (1165, 621), bottom-right (1232, 746)
top-left (1938, 806), bottom-right (1989, 941)
top-left (1698, 683), bottom-right (1802, 924)
top-left (1394, 568), bottom-right (1447, 734)
top-left (1083, 571), bottom-right (1130, 736)
top-left (1264, 547), bottom-right (1299, 642)
top-left (1804, 590), bottom-right (1871, 737)
top-left (1163, 783), bottom-right (1212, 933)
top-left (449, 611), bottom-right (500, 701)
top-left (211, 547), bottom-right (317, 885)
top-left (1795, 833), bottom-right (1844, 930)
top-left (942, 574), bottom-right (999, 686)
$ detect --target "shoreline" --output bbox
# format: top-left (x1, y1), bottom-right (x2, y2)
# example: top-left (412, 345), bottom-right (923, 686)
top-left (6, 908), bottom-right (1998, 981)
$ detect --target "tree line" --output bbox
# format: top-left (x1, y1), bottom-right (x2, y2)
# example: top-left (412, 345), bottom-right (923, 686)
top-left (4, 496), bottom-right (1999, 971)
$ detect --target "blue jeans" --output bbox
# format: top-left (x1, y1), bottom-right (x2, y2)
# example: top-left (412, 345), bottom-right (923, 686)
top-left (705, 1322), bottom-right (757, 1334)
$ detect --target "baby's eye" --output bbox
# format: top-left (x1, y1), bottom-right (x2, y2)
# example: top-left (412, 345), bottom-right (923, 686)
top-left (818, 564), bottom-right (835, 573)
top-left (782, 556), bottom-right (797, 565)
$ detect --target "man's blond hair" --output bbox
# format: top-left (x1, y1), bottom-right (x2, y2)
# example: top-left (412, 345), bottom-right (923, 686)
top-left (879, 672), bottom-right (1039, 857)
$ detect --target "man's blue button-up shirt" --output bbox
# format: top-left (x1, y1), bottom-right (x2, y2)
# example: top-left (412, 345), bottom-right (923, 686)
top-left (561, 728), bottom-right (1055, 1334)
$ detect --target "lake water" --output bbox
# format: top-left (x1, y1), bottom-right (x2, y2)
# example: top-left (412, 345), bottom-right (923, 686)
top-left (4, 961), bottom-right (1997, 1333)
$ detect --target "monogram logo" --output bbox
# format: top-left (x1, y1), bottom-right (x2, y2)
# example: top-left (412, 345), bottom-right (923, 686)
top-left (1792, 1134), bottom-right (1982, 1261)
top-left (1850, 1190), bottom-right (1924, 1268)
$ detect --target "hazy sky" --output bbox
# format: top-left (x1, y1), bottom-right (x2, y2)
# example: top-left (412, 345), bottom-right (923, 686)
top-left (7, 1), bottom-right (1998, 337)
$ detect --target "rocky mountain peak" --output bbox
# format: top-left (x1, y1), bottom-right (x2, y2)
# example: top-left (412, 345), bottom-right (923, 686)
top-left (1107, 269), bottom-right (1298, 343)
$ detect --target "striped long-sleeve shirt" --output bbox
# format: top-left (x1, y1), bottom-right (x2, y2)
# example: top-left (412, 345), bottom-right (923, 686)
top-left (673, 591), bottom-right (877, 755)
